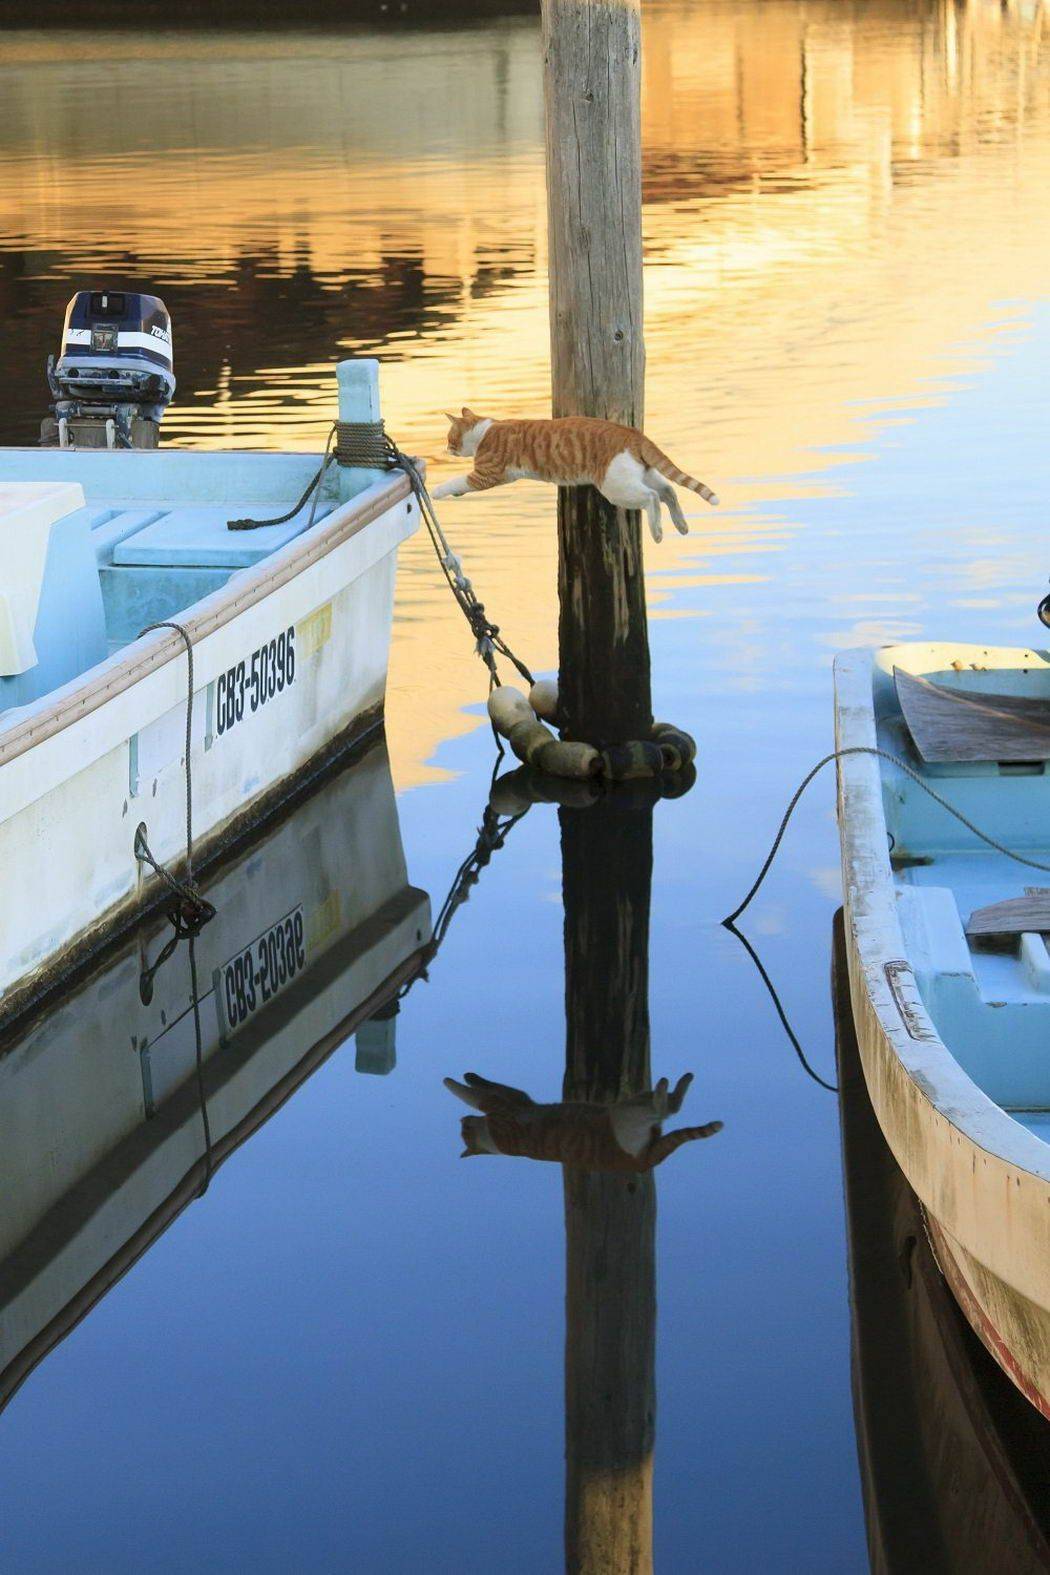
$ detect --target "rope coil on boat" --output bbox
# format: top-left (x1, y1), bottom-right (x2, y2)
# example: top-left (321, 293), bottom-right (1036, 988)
top-left (333, 420), bottom-right (393, 469)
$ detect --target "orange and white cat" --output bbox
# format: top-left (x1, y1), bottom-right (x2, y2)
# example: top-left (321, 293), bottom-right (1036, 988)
top-left (443, 1070), bottom-right (723, 1173)
top-left (433, 409), bottom-right (719, 544)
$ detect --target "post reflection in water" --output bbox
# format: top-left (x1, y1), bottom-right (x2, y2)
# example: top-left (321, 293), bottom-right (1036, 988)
top-left (446, 795), bottom-right (723, 1574)
top-left (833, 912), bottom-right (1050, 1574)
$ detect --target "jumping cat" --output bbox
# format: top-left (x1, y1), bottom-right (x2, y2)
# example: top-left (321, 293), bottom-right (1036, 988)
top-left (443, 1070), bottom-right (722, 1173)
top-left (433, 409), bottom-right (719, 544)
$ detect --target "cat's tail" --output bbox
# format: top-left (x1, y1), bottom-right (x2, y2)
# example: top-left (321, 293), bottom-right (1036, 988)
top-left (641, 441), bottom-right (719, 506)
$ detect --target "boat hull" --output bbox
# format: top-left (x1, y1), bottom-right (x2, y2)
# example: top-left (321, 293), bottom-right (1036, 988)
top-left (0, 471), bottom-right (415, 1021)
top-left (843, 909), bottom-right (1050, 1419)
top-left (835, 644), bottom-right (1050, 1421)
top-left (834, 910), bottom-right (1050, 1572)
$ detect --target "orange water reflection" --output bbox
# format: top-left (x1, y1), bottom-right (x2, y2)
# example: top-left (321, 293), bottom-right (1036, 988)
top-left (1, 1), bottom-right (1047, 784)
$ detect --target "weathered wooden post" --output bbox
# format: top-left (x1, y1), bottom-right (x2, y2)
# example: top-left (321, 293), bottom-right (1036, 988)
top-left (545, 7), bottom-right (657, 1558)
top-left (543, 0), bottom-right (652, 745)
top-left (562, 801), bottom-right (655, 1575)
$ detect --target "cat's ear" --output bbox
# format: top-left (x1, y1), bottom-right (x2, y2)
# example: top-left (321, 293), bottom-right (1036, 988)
top-left (462, 406), bottom-right (479, 421)
top-left (444, 411), bottom-right (459, 424)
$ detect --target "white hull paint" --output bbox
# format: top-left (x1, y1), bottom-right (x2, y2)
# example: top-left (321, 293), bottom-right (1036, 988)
top-left (0, 468), bottom-right (416, 1017)
top-left (835, 645), bottom-right (1050, 1418)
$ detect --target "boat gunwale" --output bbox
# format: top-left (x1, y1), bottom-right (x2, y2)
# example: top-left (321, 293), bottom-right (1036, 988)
top-left (835, 642), bottom-right (1050, 1312)
top-left (0, 464), bottom-right (413, 772)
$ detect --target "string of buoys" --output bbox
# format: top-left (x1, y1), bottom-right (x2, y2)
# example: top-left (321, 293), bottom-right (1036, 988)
top-left (489, 760), bottom-right (696, 814)
top-left (486, 680), bottom-right (698, 791)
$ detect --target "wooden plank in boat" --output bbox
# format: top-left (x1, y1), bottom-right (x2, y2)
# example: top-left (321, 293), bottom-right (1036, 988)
top-left (967, 889), bottom-right (1050, 940)
top-left (895, 667), bottom-right (1050, 763)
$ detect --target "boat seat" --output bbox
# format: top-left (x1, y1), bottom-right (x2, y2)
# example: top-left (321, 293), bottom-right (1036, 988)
top-left (98, 498), bottom-right (338, 645)
top-left (110, 499), bottom-right (337, 570)
top-left (895, 884), bottom-right (976, 997)
top-left (87, 505), bottom-right (168, 565)
top-left (896, 667), bottom-right (1050, 764)
top-left (0, 482), bottom-right (108, 711)
top-left (966, 888), bottom-right (1050, 992)
top-left (967, 888), bottom-right (1050, 942)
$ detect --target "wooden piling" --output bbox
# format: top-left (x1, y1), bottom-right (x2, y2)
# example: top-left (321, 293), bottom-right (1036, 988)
top-left (562, 802), bottom-right (655, 1574)
top-left (542, 0), bottom-right (653, 746)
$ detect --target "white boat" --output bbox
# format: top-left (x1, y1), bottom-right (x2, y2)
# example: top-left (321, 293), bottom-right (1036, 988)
top-left (0, 735), bottom-right (430, 1413)
top-left (0, 356), bottom-right (417, 1022)
top-left (835, 642), bottom-right (1050, 1420)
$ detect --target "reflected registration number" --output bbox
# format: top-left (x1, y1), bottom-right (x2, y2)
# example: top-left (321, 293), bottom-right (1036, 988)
top-left (217, 906), bottom-right (306, 1037)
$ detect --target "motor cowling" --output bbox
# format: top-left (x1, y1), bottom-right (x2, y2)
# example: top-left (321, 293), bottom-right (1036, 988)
top-left (43, 289), bottom-right (176, 449)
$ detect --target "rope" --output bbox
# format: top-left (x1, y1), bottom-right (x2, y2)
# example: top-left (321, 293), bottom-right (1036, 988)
top-left (381, 439), bottom-right (535, 692)
top-left (187, 933), bottom-right (213, 1194)
top-left (134, 621), bottom-right (216, 932)
top-left (334, 418), bottom-right (534, 690)
top-left (135, 619), bottom-right (216, 1194)
top-left (723, 921), bottom-right (837, 1092)
top-left (229, 417), bottom-right (533, 693)
top-left (400, 763), bottom-right (529, 997)
top-left (724, 744), bottom-right (1050, 927)
top-left (334, 420), bottom-right (390, 468)
top-left (227, 426), bottom-right (338, 532)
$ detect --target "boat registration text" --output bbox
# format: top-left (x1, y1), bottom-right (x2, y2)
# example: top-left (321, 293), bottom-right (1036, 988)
top-left (215, 626), bottom-right (296, 737)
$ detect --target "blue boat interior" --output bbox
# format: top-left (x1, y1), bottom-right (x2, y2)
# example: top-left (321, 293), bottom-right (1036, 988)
top-left (0, 448), bottom-right (365, 719)
top-left (871, 652), bottom-right (1050, 1134)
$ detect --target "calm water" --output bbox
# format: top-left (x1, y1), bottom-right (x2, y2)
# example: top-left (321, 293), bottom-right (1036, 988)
top-left (2, 3), bottom-right (1050, 1569)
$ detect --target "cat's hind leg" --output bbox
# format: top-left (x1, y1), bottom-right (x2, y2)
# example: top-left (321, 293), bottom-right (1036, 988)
top-left (645, 469), bottom-right (690, 535)
top-left (645, 490), bottom-right (663, 544)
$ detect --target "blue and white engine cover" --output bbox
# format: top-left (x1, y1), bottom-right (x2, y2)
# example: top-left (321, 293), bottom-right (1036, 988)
top-left (54, 290), bottom-right (175, 408)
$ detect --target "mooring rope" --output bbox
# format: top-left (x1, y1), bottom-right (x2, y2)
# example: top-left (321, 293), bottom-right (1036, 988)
top-left (228, 420), bottom-right (534, 693)
top-left (725, 744), bottom-right (1050, 927)
top-left (375, 435), bottom-right (535, 692)
top-left (400, 764), bottom-right (530, 997)
top-left (723, 921), bottom-right (837, 1093)
top-left (135, 619), bottom-right (216, 1193)
top-left (134, 621), bottom-right (215, 930)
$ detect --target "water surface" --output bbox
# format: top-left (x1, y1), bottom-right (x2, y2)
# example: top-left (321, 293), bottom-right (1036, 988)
top-left (1, 4), bottom-right (1049, 1569)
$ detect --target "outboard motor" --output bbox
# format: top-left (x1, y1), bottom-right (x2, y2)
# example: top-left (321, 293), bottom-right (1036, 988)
top-left (41, 289), bottom-right (175, 449)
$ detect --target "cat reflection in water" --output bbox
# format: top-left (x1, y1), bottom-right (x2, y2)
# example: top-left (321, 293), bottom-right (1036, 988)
top-left (444, 1071), bottom-right (722, 1173)
top-left (433, 409), bottom-right (719, 544)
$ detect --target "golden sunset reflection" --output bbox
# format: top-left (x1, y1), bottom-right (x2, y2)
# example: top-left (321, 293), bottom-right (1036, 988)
top-left (1, 1), bottom-right (1048, 784)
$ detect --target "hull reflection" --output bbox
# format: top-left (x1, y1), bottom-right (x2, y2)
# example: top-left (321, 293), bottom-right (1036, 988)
top-left (0, 737), bottom-right (429, 1415)
top-left (834, 911), bottom-right (1050, 1574)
